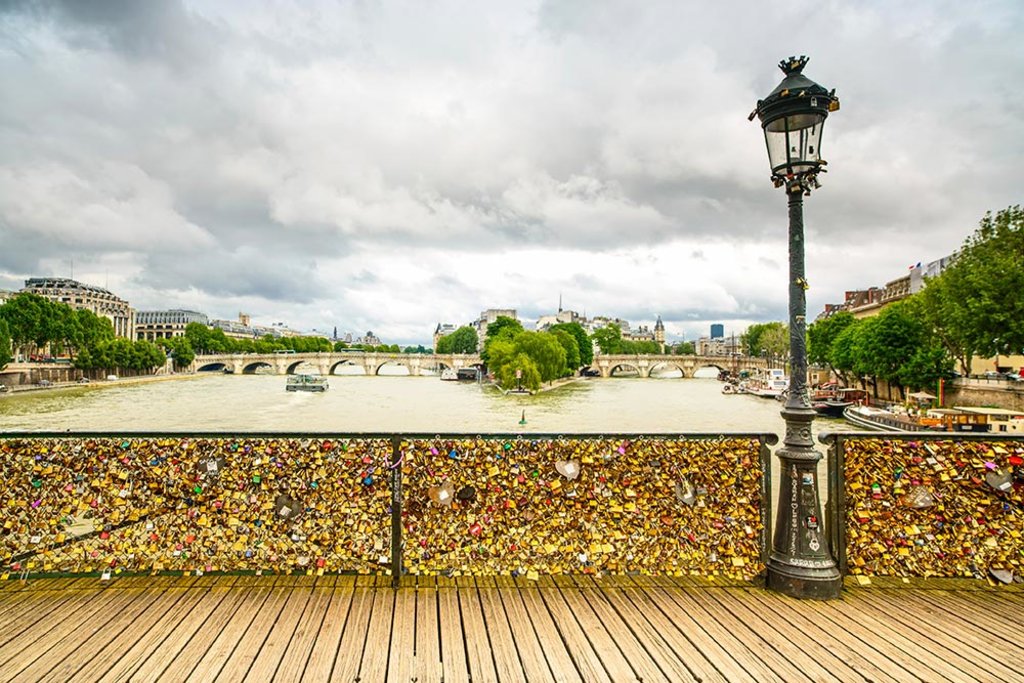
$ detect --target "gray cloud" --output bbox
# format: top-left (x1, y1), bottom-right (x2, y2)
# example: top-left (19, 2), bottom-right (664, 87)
top-left (1, 0), bottom-right (1022, 345)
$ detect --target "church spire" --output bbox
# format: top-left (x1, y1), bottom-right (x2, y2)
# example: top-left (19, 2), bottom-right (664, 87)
top-left (558, 293), bottom-right (562, 313)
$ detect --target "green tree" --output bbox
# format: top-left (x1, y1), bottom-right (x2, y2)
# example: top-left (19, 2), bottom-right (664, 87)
top-left (513, 331), bottom-right (566, 382)
top-left (482, 316), bottom-right (524, 365)
top-left (808, 311), bottom-right (856, 383)
top-left (550, 329), bottom-right (580, 376)
top-left (185, 322), bottom-right (212, 354)
top-left (0, 318), bottom-right (12, 369)
top-left (0, 293), bottom-right (46, 358)
top-left (743, 321), bottom-right (787, 358)
top-left (437, 326), bottom-right (478, 354)
top-left (591, 324), bottom-right (622, 355)
top-left (672, 341), bottom-right (696, 355)
top-left (169, 337), bottom-right (195, 368)
top-left (498, 354), bottom-right (542, 392)
top-left (549, 322), bottom-right (593, 366)
top-left (926, 206), bottom-right (1024, 364)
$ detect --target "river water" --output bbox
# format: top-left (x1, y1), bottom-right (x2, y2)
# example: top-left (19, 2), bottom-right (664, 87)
top-left (0, 371), bottom-right (849, 436)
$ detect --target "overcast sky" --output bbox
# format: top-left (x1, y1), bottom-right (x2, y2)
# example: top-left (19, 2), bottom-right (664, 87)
top-left (1, 0), bottom-right (1021, 345)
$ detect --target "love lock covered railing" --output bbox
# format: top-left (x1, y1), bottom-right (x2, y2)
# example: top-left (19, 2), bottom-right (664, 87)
top-left (823, 432), bottom-right (1024, 583)
top-left (0, 432), bottom-right (774, 585)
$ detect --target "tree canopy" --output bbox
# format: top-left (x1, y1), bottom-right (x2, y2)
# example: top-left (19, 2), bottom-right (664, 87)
top-left (436, 325), bottom-right (479, 354)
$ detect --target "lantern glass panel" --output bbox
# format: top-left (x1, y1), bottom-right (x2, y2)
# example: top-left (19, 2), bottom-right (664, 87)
top-left (764, 112), bottom-right (825, 176)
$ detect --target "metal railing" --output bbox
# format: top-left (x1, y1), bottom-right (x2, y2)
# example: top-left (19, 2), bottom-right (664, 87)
top-left (0, 432), bottom-right (775, 586)
top-left (823, 432), bottom-right (1024, 579)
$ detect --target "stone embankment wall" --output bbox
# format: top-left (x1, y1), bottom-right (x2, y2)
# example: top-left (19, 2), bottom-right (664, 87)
top-left (944, 383), bottom-right (1024, 412)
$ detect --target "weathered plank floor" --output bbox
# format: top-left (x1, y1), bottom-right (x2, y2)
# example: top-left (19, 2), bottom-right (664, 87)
top-left (0, 573), bottom-right (1021, 682)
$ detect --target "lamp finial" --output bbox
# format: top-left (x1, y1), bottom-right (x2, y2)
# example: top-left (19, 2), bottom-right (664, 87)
top-left (778, 55), bottom-right (809, 75)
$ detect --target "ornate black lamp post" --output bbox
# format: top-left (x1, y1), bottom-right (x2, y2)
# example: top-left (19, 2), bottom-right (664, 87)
top-left (752, 56), bottom-right (842, 599)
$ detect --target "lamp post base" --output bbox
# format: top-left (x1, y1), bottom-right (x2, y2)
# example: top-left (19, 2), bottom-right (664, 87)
top-left (767, 554), bottom-right (842, 600)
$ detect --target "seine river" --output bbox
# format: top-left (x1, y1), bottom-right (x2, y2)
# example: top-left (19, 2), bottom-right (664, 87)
top-left (0, 370), bottom-right (849, 437)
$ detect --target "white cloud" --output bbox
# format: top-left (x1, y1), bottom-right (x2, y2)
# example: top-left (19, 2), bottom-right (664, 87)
top-left (1, 0), bottom-right (1022, 345)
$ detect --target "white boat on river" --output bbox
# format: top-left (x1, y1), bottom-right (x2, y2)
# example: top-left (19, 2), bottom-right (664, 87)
top-left (286, 374), bottom-right (329, 392)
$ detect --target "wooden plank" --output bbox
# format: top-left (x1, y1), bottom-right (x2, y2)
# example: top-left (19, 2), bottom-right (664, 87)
top-left (327, 584), bottom-right (376, 683)
top-left (678, 584), bottom-right (812, 682)
top-left (639, 581), bottom-right (761, 683)
top-left (515, 577), bottom-right (599, 683)
top-left (301, 577), bottom-right (356, 683)
top-left (575, 576), bottom-right (696, 683)
top-left (453, 577), bottom-right (498, 683)
top-left (185, 578), bottom-right (278, 682)
top-left (214, 580), bottom-right (293, 682)
top-left (704, 587), bottom-right (850, 683)
top-left (245, 583), bottom-right (316, 680)
top-left (800, 594), bottom-right (963, 682)
top-left (740, 587), bottom-right (903, 683)
top-left (122, 576), bottom-right (240, 682)
top-left (544, 575), bottom-right (645, 682)
top-left (386, 588), bottom-right (417, 683)
top-left (494, 575), bottom-right (580, 683)
top-left (851, 589), bottom-right (1020, 681)
top-left (0, 584), bottom-right (90, 644)
top-left (612, 583), bottom-right (732, 683)
top-left (156, 576), bottom-right (260, 681)
top-left (436, 583), bottom-right (471, 683)
top-left (33, 579), bottom-right (184, 682)
top-left (476, 577), bottom-right (527, 681)
top-left (0, 581), bottom-right (142, 679)
top-left (413, 586), bottom-right (444, 683)
top-left (91, 580), bottom-right (217, 683)
top-left (356, 587), bottom-right (396, 683)
top-left (833, 593), bottom-right (986, 682)
top-left (910, 589), bottom-right (1024, 643)
top-left (272, 578), bottom-right (335, 681)
top-left (649, 581), bottom-right (789, 683)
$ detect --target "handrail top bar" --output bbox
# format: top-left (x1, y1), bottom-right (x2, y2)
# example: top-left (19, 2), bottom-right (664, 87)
top-left (817, 430), bottom-right (1024, 445)
top-left (0, 430), bottom-right (778, 441)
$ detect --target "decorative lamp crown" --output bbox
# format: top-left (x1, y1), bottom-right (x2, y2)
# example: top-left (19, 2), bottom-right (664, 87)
top-left (750, 56), bottom-right (839, 191)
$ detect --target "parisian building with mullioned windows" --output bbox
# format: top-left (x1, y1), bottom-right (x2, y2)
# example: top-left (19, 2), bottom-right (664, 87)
top-left (135, 309), bottom-right (209, 341)
top-left (22, 277), bottom-right (135, 339)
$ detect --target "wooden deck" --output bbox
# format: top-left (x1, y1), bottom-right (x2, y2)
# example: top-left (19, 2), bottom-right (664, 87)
top-left (0, 574), bottom-right (1022, 682)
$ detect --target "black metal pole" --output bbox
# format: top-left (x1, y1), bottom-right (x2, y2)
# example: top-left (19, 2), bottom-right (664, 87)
top-left (766, 182), bottom-right (842, 599)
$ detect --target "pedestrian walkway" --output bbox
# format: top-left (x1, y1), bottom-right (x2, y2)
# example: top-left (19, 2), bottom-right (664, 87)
top-left (0, 574), bottom-right (1021, 682)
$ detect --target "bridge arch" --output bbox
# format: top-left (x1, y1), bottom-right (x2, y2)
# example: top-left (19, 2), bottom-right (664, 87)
top-left (648, 361), bottom-right (686, 378)
top-left (196, 362), bottom-right (227, 373)
top-left (608, 363), bottom-right (642, 377)
top-left (241, 361), bottom-right (273, 374)
top-left (373, 360), bottom-right (411, 376)
top-left (329, 360), bottom-right (366, 375)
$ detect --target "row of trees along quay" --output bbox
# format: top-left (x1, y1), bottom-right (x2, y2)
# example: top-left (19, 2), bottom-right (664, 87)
top-left (808, 205), bottom-right (1024, 399)
top-left (0, 293), bottom-right (164, 375)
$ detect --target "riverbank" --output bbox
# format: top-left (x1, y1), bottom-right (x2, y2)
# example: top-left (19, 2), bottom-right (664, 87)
top-left (0, 372), bottom-right (206, 397)
top-left (492, 375), bottom-right (589, 395)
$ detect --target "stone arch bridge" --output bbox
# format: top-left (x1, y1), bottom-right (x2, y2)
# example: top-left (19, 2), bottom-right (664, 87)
top-left (190, 352), bottom-right (767, 378)
top-left (590, 354), bottom-right (767, 378)
top-left (191, 352), bottom-right (483, 376)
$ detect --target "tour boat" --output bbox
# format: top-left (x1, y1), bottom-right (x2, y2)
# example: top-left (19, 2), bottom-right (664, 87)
top-left (842, 404), bottom-right (944, 432)
top-left (744, 368), bottom-right (789, 399)
top-left (812, 387), bottom-right (868, 418)
top-left (286, 374), bottom-right (329, 392)
top-left (440, 368), bottom-right (458, 381)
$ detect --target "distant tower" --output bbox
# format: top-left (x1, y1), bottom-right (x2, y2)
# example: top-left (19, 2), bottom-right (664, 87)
top-left (558, 293), bottom-right (563, 313)
top-left (710, 323), bottom-right (724, 339)
top-left (333, 325), bottom-right (338, 341)
top-left (654, 315), bottom-right (665, 353)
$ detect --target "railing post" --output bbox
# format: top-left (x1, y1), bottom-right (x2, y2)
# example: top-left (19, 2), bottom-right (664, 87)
top-left (759, 434), bottom-right (778, 570)
top-left (821, 432), bottom-right (847, 576)
top-left (390, 436), bottom-right (403, 588)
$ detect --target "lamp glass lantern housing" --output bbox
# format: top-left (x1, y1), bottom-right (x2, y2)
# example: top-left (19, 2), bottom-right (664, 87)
top-left (754, 56), bottom-right (839, 188)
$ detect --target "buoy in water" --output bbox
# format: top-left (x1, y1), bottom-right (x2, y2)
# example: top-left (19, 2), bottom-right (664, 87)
top-left (519, 410), bottom-right (527, 425)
